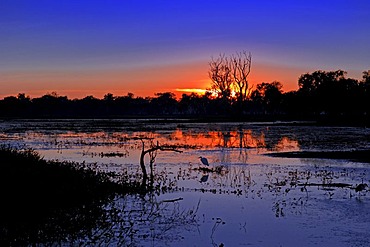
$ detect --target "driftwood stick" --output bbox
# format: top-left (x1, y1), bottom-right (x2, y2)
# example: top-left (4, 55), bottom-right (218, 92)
top-left (161, 197), bottom-right (184, 203)
top-left (298, 183), bottom-right (351, 188)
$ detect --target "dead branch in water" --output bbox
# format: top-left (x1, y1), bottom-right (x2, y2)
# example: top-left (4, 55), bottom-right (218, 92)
top-left (139, 139), bottom-right (183, 188)
top-left (160, 197), bottom-right (184, 203)
top-left (297, 183), bottom-right (351, 188)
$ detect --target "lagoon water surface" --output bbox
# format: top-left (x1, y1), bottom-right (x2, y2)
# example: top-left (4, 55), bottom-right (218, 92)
top-left (1, 119), bottom-right (370, 246)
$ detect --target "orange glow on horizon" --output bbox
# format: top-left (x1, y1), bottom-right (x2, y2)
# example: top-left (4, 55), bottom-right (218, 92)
top-left (0, 61), bottom-right (308, 100)
top-left (175, 88), bottom-right (207, 94)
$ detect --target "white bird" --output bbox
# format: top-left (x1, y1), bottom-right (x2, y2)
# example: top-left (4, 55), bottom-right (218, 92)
top-left (199, 156), bottom-right (209, 166)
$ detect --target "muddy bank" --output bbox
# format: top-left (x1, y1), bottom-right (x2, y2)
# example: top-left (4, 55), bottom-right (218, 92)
top-left (266, 150), bottom-right (370, 163)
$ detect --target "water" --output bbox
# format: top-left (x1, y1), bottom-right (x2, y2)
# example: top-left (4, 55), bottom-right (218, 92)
top-left (1, 119), bottom-right (370, 246)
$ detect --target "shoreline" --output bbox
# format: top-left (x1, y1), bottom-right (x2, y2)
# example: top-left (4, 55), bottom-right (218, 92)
top-left (266, 150), bottom-right (370, 163)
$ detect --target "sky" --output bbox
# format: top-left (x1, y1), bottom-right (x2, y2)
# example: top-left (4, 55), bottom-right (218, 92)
top-left (1, 0), bottom-right (369, 99)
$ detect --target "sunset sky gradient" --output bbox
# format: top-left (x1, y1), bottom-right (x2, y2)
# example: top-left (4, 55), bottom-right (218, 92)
top-left (1, 0), bottom-right (369, 99)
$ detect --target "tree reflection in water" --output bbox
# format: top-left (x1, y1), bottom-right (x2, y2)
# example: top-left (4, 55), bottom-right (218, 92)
top-left (92, 194), bottom-right (199, 246)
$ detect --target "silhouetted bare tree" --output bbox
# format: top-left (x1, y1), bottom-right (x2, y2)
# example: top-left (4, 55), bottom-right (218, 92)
top-left (208, 51), bottom-right (252, 111)
top-left (208, 54), bottom-right (233, 101)
top-left (231, 51), bottom-right (252, 103)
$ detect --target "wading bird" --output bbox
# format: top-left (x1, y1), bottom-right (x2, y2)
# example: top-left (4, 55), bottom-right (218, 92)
top-left (199, 156), bottom-right (209, 166)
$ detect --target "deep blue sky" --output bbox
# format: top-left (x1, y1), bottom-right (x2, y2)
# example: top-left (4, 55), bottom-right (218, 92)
top-left (1, 0), bottom-right (369, 98)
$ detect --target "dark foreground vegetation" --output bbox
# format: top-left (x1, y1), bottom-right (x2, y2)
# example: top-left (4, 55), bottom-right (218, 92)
top-left (0, 146), bottom-right (140, 246)
top-left (1, 70), bottom-right (369, 125)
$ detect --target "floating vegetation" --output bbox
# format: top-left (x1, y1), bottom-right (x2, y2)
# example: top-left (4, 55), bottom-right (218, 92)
top-left (193, 165), bottom-right (228, 174)
top-left (82, 150), bottom-right (129, 158)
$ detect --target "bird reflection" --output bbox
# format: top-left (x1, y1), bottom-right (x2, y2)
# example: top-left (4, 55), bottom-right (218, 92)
top-left (355, 183), bottom-right (368, 193)
top-left (200, 174), bottom-right (209, 183)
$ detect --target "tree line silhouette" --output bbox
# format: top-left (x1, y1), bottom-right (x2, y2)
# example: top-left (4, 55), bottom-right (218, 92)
top-left (1, 69), bottom-right (369, 124)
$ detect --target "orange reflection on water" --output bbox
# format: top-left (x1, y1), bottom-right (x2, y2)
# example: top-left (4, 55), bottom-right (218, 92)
top-left (169, 129), bottom-right (266, 149)
top-left (23, 128), bottom-right (299, 154)
top-left (274, 136), bottom-right (299, 151)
